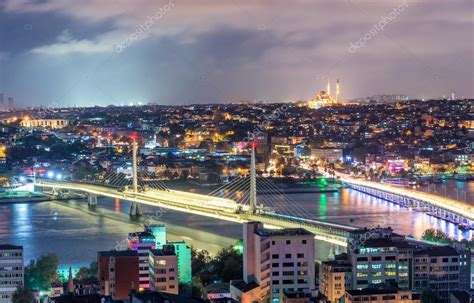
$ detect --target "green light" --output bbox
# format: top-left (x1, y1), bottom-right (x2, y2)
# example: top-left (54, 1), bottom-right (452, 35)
top-left (234, 239), bottom-right (244, 254)
top-left (319, 194), bottom-right (327, 220)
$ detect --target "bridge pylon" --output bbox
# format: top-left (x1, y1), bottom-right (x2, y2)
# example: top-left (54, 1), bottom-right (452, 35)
top-left (87, 194), bottom-right (98, 207)
top-left (130, 141), bottom-right (142, 217)
top-left (132, 141), bottom-right (138, 194)
top-left (249, 142), bottom-right (257, 213)
top-left (130, 202), bottom-right (142, 217)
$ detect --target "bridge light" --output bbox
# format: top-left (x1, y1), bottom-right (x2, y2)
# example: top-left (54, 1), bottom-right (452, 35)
top-left (47, 171), bottom-right (54, 179)
top-left (56, 174), bottom-right (62, 180)
top-left (19, 176), bottom-right (26, 183)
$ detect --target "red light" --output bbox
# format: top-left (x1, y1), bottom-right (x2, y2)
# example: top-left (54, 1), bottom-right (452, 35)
top-left (251, 141), bottom-right (257, 148)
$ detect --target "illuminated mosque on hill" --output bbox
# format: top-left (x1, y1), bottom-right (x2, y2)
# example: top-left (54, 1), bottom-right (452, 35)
top-left (308, 79), bottom-right (341, 109)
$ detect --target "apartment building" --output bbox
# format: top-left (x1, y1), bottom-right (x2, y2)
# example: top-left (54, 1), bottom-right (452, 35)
top-left (97, 250), bottom-right (139, 300)
top-left (149, 245), bottom-right (179, 294)
top-left (0, 245), bottom-right (23, 303)
top-left (319, 254), bottom-right (352, 302)
top-left (231, 222), bottom-right (315, 302)
top-left (128, 231), bottom-right (156, 290)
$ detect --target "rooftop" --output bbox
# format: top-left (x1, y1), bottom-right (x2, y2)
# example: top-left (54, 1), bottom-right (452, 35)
top-left (255, 226), bottom-right (313, 237)
top-left (415, 245), bottom-right (459, 257)
top-left (230, 280), bottom-right (259, 293)
top-left (97, 250), bottom-right (138, 257)
top-left (0, 244), bottom-right (23, 250)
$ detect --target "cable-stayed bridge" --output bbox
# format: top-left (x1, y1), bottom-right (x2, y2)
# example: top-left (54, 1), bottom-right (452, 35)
top-left (33, 143), bottom-right (355, 246)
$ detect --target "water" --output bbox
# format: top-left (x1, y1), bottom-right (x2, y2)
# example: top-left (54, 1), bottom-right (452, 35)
top-left (417, 179), bottom-right (473, 204)
top-left (0, 182), bottom-right (471, 265)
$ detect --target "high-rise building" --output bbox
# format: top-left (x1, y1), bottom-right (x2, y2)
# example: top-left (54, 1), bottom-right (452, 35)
top-left (97, 250), bottom-right (140, 300)
top-left (348, 237), bottom-right (413, 290)
top-left (168, 241), bottom-right (192, 284)
top-left (0, 245), bottom-right (24, 303)
top-left (0, 94), bottom-right (3, 111)
top-left (331, 228), bottom-right (470, 303)
top-left (128, 231), bottom-right (156, 290)
top-left (146, 225), bottom-right (192, 284)
top-left (149, 245), bottom-right (179, 294)
top-left (7, 98), bottom-right (13, 111)
top-left (146, 224), bottom-right (167, 248)
top-left (231, 222), bottom-right (315, 302)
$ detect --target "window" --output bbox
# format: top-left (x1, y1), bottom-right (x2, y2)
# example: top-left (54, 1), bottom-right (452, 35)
top-left (285, 254), bottom-right (291, 258)
top-left (272, 254), bottom-right (279, 259)
top-left (272, 241), bottom-right (275, 245)
top-left (158, 260), bottom-right (167, 266)
top-left (297, 253), bottom-right (304, 258)
top-left (302, 240), bottom-right (307, 244)
top-left (286, 240), bottom-right (291, 244)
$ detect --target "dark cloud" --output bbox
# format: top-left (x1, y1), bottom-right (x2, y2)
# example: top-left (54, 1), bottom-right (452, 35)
top-left (0, 0), bottom-right (472, 106)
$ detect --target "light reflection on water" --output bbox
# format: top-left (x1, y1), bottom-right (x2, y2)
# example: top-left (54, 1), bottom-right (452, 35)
top-left (0, 182), bottom-right (471, 264)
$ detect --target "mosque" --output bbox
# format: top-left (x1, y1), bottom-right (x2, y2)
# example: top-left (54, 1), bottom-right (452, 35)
top-left (308, 79), bottom-right (341, 109)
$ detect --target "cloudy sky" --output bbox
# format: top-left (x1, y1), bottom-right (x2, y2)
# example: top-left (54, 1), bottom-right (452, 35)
top-left (0, 0), bottom-right (472, 107)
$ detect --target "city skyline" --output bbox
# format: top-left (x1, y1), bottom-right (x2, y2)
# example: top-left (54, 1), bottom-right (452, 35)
top-left (0, 0), bottom-right (473, 107)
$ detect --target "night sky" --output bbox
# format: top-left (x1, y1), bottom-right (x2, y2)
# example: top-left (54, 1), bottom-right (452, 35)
top-left (0, 0), bottom-right (472, 107)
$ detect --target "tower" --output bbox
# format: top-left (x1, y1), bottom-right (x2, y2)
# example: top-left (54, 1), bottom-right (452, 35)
top-left (0, 93), bottom-right (3, 111)
top-left (336, 79), bottom-right (340, 102)
top-left (8, 97), bottom-right (13, 111)
top-left (326, 79), bottom-right (331, 96)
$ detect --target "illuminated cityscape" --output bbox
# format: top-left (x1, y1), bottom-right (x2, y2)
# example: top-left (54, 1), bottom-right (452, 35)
top-left (0, 1), bottom-right (473, 303)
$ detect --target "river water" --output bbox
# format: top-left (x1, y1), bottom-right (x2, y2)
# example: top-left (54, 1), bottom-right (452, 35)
top-left (0, 180), bottom-right (471, 267)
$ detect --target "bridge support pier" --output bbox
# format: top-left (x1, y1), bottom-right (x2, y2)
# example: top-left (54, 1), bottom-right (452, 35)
top-left (87, 194), bottom-right (98, 206)
top-left (129, 202), bottom-right (142, 217)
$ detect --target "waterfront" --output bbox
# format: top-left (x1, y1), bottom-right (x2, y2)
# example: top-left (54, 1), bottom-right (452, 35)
top-left (0, 181), bottom-right (471, 266)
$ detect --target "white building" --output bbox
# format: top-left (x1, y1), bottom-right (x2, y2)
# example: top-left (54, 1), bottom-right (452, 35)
top-left (311, 148), bottom-right (343, 163)
top-left (231, 222), bottom-right (315, 302)
top-left (149, 246), bottom-right (179, 294)
top-left (0, 245), bottom-right (24, 303)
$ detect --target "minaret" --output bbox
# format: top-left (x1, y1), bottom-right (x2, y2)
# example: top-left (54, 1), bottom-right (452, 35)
top-left (67, 267), bottom-right (74, 293)
top-left (326, 79), bottom-right (331, 96)
top-left (336, 78), bottom-right (340, 102)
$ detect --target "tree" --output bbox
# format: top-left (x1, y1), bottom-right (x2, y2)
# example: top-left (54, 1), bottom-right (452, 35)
top-left (12, 285), bottom-right (35, 303)
top-left (191, 248), bottom-right (212, 282)
top-left (76, 261), bottom-right (98, 280)
top-left (421, 288), bottom-right (440, 303)
top-left (421, 228), bottom-right (451, 244)
top-left (210, 246), bottom-right (243, 283)
top-left (25, 254), bottom-right (60, 290)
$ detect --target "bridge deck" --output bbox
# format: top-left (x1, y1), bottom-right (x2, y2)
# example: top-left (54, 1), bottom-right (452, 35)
top-left (35, 180), bottom-right (354, 246)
